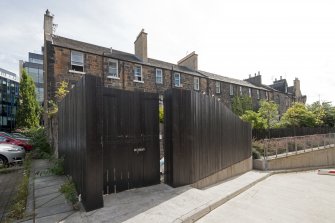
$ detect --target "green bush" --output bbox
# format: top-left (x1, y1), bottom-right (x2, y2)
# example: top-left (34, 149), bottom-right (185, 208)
top-left (59, 178), bottom-right (78, 207)
top-left (49, 157), bottom-right (64, 175)
top-left (252, 148), bottom-right (261, 159)
top-left (159, 107), bottom-right (164, 123)
top-left (27, 128), bottom-right (52, 159)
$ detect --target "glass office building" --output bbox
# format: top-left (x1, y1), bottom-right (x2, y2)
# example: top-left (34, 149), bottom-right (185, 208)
top-left (22, 52), bottom-right (44, 104)
top-left (0, 68), bottom-right (19, 131)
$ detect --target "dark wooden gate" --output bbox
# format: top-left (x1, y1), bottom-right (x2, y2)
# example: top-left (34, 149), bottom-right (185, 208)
top-left (58, 75), bottom-right (160, 211)
top-left (101, 88), bottom-right (160, 194)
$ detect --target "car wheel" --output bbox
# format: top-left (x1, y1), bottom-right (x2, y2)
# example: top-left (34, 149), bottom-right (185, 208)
top-left (0, 155), bottom-right (8, 168)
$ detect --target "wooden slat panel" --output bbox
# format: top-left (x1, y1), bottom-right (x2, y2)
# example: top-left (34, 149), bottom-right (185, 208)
top-left (164, 88), bottom-right (252, 187)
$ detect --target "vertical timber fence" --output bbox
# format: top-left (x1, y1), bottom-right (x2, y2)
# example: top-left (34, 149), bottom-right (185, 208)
top-left (164, 89), bottom-right (252, 187)
top-left (58, 75), bottom-right (160, 211)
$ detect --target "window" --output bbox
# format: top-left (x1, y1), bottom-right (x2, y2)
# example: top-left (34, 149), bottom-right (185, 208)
top-left (249, 88), bottom-right (251, 97)
top-left (134, 65), bottom-right (143, 82)
top-left (266, 91), bottom-right (269, 100)
top-left (215, 81), bottom-right (221, 94)
top-left (107, 59), bottom-right (118, 78)
top-left (257, 90), bottom-right (260, 99)
top-left (194, 77), bottom-right (199, 90)
top-left (156, 69), bottom-right (163, 84)
top-left (71, 51), bottom-right (84, 72)
top-left (239, 86), bottom-right (243, 95)
top-left (229, 84), bottom-right (234, 96)
top-left (174, 73), bottom-right (181, 87)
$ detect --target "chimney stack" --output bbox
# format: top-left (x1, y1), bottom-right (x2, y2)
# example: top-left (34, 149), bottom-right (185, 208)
top-left (177, 51), bottom-right (198, 70)
top-left (44, 9), bottom-right (54, 38)
top-left (280, 76), bottom-right (282, 80)
top-left (258, 71), bottom-right (260, 76)
top-left (294, 78), bottom-right (301, 97)
top-left (134, 29), bottom-right (148, 62)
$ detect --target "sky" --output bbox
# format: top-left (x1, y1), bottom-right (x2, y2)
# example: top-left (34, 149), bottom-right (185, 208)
top-left (0, 0), bottom-right (334, 104)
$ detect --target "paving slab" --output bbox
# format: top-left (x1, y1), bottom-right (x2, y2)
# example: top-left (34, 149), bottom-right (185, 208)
top-left (64, 171), bottom-right (270, 223)
top-left (197, 170), bottom-right (335, 223)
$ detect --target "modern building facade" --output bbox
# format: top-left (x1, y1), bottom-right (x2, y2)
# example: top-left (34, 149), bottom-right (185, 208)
top-left (43, 11), bottom-right (305, 120)
top-left (21, 52), bottom-right (44, 104)
top-left (0, 68), bottom-right (19, 131)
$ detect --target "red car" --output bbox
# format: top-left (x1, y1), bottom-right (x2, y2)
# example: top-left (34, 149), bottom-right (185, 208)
top-left (0, 134), bottom-right (33, 151)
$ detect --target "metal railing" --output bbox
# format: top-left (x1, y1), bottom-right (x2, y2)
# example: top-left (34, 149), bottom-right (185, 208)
top-left (262, 133), bottom-right (335, 160)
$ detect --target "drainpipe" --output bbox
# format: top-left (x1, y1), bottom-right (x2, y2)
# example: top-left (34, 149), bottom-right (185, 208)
top-left (122, 62), bottom-right (125, 90)
top-left (101, 52), bottom-right (105, 87)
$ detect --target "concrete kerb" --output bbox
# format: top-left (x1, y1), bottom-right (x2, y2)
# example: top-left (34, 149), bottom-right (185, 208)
top-left (178, 166), bottom-right (335, 223)
top-left (178, 172), bottom-right (272, 223)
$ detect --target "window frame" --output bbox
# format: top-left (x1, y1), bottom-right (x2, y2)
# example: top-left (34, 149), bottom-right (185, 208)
top-left (107, 59), bottom-right (119, 79)
top-left (174, 72), bottom-right (181, 87)
top-left (194, 77), bottom-right (200, 91)
top-left (155, 68), bottom-right (163, 84)
top-left (215, 81), bottom-right (221, 94)
top-left (257, 89), bottom-right (260, 99)
top-left (229, 84), bottom-right (234, 96)
top-left (134, 65), bottom-right (143, 82)
top-left (70, 51), bottom-right (84, 72)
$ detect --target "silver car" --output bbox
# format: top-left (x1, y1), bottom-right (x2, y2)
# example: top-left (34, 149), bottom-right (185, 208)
top-left (0, 144), bottom-right (25, 167)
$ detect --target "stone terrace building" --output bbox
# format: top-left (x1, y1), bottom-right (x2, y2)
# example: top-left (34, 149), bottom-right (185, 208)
top-left (43, 11), bottom-right (269, 116)
top-left (244, 73), bottom-right (306, 116)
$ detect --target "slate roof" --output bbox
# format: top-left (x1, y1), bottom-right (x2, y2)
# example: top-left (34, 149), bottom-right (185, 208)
top-left (51, 35), bottom-right (267, 88)
top-left (198, 70), bottom-right (268, 90)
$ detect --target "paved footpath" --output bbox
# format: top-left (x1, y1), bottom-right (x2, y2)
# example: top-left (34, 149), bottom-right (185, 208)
top-left (197, 170), bottom-right (335, 223)
top-left (21, 160), bottom-right (77, 223)
top-left (0, 168), bottom-right (22, 222)
top-left (64, 171), bottom-right (270, 223)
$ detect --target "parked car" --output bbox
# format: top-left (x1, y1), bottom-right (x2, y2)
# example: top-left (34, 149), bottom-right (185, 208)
top-left (0, 131), bottom-right (30, 142)
top-left (11, 132), bottom-right (31, 141)
top-left (0, 144), bottom-right (25, 167)
top-left (0, 135), bottom-right (33, 151)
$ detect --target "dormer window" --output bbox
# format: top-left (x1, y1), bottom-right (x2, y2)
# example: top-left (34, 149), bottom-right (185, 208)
top-left (71, 51), bottom-right (84, 72)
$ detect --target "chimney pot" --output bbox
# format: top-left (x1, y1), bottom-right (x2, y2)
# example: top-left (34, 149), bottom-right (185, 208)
top-left (280, 76), bottom-right (282, 80)
top-left (258, 71), bottom-right (260, 76)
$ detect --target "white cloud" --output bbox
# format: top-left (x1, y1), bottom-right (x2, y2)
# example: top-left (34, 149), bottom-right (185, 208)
top-left (0, 0), bottom-right (334, 104)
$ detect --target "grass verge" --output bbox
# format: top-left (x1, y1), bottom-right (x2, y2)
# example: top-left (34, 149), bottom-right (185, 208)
top-left (6, 154), bottom-right (32, 220)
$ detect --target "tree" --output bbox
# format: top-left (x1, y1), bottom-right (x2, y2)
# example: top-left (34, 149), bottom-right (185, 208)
top-left (241, 110), bottom-right (267, 129)
top-left (321, 102), bottom-right (335, 127)
top-left (48, 81), bottom-right (69, 116)
top-left (232, 96), bottom-right (253, 116)
top-left (258, 100), bottom-right (279, 128)
top-left (307, 101), bottom-right (325, 126)
top-left (16, 69), bottom-right (41, 129)
top-left (280, 102), bottom-right (317, 127)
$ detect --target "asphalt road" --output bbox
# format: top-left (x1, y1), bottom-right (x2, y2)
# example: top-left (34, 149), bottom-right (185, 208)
top-left (198, 170), bottom-right (335, 223)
